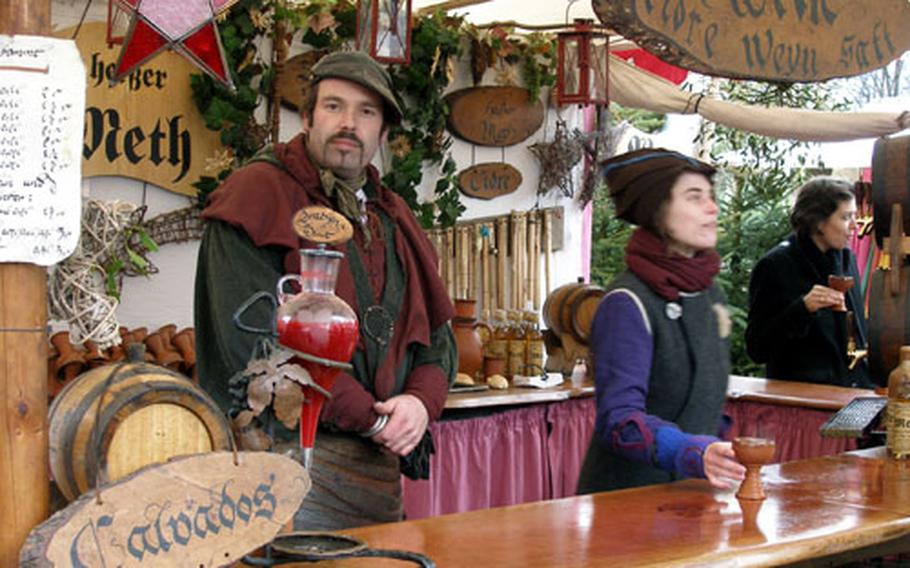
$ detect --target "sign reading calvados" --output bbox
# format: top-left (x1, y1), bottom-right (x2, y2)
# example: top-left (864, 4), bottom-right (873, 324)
top-left (21, 452), bottom-right (310, 567)
top-left (63, 22), bottom-right (223, 196)
top-left (594, 0), bottom-right (910, 82)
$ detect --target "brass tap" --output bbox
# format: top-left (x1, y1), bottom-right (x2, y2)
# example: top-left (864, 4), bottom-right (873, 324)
top-left (848, 348), bottom-right (868, 371)
top-left (845, 310), bottom-right (867, 371)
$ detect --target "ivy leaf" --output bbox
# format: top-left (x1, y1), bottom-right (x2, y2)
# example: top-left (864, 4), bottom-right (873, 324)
top-left (125, 247), bottom-right (148, 271)
top-left (104, 259), bottom-right (124, 299)
top-left (138, 232), bottom-right (158, 252)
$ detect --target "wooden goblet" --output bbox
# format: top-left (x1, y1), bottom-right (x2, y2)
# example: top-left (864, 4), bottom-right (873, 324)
top-left (733, 437), bottom-right (776, 501)
top-left (827, 275), bottom-right (854, 312)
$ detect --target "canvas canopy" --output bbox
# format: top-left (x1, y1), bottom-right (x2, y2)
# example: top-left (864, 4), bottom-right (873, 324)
top-left (610, 54), bottom-right (910, 143)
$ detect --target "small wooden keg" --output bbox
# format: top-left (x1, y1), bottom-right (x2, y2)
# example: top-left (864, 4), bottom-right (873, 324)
top-left (542, 280), bottom-right (606, 345)
top-left (48, 345), bottom-right (232, 501)
top-left (872, 134), bottom-right (910, 248)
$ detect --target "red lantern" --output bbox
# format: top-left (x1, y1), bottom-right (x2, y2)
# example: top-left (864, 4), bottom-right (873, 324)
top-left (556, 19), bottom-right (609, 107)
top-left (356, 0), bottom-right (412, 65)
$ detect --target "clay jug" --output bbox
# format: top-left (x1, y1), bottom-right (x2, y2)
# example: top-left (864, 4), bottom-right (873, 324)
top-left (452, 299), bottom-right (490, 380)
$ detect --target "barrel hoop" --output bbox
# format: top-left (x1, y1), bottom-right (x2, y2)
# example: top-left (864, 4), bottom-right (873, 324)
top-left (568, 286), bottom-right (606, 342)
top-left (542, 284), bottom-right (573, 335)
top-left (869, 266), bottom-right (910, 384)
top-left (558, 287), bottom-right (586, 339)
top-left (55, 364), bottom-right (212, 499)
top-left (87, 381), bottom-right (231, 488)
top-left (872, 136), bottom-right (910, 248)
top-left (58, 360), bottom-right (133, 501)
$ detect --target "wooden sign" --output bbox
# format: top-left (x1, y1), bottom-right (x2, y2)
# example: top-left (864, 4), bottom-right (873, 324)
top-left (457, 163), bottom-right (522, 200)
top-left (593, 0), bottom-right (910, 82)
top-left (20, 452), bottom-right (310, 567)
top-left (276, 51), bottom-right (327, 111)
top-left (445, 86), bottom-right (544, 147)
top-left (60, 22), bottom-right (224, 196)
top-left (293, 206), bottom-right (353, 244)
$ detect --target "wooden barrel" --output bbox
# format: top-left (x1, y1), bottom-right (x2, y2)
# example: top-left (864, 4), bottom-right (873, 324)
top-left (868, 264), bottom-right (910, 384)
top-left (542, 280), bottom-right (606, 345)
top-left (872, 134), bottom-right (910, 248)
top-left (48, 349), bottom-right (232, 501)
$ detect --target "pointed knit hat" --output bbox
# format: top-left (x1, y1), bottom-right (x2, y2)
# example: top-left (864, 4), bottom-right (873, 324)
top-left (601, 148), bottom-right (716, 229)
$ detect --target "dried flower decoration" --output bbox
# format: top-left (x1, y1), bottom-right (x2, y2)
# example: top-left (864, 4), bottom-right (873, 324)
top-left (204, 148), bottom-right (235, 174)
top-left (390, 134), bottom-right (412, 159)
top-left (250, 8), bottom-right (275, 32)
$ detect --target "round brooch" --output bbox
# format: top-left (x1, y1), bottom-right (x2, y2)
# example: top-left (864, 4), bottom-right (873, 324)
top-left (363, 305), bottom-right (395, 346)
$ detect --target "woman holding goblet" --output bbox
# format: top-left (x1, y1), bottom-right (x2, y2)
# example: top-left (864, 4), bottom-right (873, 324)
top-left (576, 148), bottom-right (746, 494)
top-left (746, 176), bottom-right (873, 388)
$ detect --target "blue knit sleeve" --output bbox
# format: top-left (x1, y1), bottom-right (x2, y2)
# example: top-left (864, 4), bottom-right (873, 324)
top-left (590, 291), bottom-right (718, 478)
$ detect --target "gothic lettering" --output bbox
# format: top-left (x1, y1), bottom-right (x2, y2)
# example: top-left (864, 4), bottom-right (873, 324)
top-left (83, 107), bottom-right (192, 182)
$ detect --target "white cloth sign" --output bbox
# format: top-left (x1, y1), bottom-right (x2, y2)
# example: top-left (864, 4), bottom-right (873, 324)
top-left (0, 35), bottom-right (84, 265)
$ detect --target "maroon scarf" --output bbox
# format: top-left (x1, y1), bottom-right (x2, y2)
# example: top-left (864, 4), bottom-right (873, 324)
top-left (625, 228), bottom-right (721, 301)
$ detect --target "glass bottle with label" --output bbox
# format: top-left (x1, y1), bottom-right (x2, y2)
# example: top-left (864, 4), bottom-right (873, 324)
top-left (524, 310), bottom-right (545, 376)
top-left (486, 309), bottom-right (509, 374)
top-left (477, 309), bottom-right (492, 347)
top-left (888, 346), bottom-right (910, 459)
top-left (507, 310), bottom-right (527, 378)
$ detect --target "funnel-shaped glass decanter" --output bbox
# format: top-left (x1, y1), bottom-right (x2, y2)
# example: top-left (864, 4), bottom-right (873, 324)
top-left (276, 245), bottom-right (359, 469)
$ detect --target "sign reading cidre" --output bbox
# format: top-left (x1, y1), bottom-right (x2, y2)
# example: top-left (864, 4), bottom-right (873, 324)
top-left (20, 452), bottom-right (310, 568)
top-left (593, 0), bottom-right (910, 82)
top-left (63, 22), bottom-right (223, 196)
top-left (458, 163), bottom-right (522, 200)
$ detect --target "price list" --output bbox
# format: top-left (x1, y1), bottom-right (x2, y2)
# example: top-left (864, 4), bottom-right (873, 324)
top-left (0, 36), bottom-right (84, 265)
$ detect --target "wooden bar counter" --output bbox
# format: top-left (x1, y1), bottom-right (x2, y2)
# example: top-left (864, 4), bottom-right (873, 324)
top-left (441, 375), bottom-right (870, 411)
top-left (403, 376), bottom-right (875, 520)
top-left (305, 447), bottom-right (910, 567)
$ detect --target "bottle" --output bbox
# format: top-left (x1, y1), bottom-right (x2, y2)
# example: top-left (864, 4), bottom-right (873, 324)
top-left (507, 310), bottom-right (526, 378)
top-left (570, 358), bottom-right (588, 388)
top-left (478, 309), bottom-right (492, 347)
top-left (524, 310), bottom-right (545, 376)
top-left (486, 309), bottom-right (509, 364)
top-left (887, 346), bottom-right (910, 459)
top-left (276, 245), bottom-right (359, 469)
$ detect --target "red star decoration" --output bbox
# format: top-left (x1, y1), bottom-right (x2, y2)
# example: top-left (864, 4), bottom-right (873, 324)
top-left (112, 0), bottom-right (238, 89)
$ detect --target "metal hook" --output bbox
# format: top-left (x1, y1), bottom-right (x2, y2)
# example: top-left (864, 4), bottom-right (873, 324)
top-left (232, 291), bottom-right (279, 336)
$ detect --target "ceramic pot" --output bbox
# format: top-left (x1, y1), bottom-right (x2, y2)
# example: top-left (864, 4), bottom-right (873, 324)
top-left (452, 299), bottom-right (490, 380)
top-left (483, 355), bottom-right (506, 378)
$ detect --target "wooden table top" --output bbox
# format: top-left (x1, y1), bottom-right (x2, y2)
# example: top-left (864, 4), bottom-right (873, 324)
top-left (444, 380), bottom-right (593, 409)
top-left (445, 374), bottom-right (873, 412)
top-left (267, 447), bottom-right (910, 567)
top-left (726, 375), bottom-right (875, 411)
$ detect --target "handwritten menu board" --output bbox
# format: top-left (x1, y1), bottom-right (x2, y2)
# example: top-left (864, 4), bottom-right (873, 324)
top-left (0, 35), bottom-right (84, 266)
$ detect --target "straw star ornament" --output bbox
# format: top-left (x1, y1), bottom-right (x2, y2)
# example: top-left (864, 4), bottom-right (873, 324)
top-left (112, 0), bottom-right (238, 89)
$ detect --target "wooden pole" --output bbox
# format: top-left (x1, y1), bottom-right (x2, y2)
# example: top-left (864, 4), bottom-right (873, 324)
top-left (496, 216), bottom-right (508, 310)
top-left (0, 1), bottom-right (52, 564)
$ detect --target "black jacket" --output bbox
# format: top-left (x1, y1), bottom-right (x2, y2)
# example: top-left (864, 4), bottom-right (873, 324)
top-left (745, 234), bottom-right (872, 388)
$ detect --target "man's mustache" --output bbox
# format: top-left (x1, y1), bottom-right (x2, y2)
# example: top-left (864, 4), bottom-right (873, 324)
top-left (329, 132), bottom-right (363, 148)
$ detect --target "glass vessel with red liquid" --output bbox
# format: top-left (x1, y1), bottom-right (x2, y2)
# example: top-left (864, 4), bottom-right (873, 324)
top-left (276, 246), bottom-right (359, 469)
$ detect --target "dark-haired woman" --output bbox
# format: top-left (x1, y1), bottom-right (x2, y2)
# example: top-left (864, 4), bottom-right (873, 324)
top-left (745, 176), bottom-right (872, 388)
top-left (577, 148), bottom-right (746, 494)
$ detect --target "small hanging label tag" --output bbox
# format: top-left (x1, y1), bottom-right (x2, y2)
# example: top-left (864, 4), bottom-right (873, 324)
top-left (292, 206), bottom-right (353, 245)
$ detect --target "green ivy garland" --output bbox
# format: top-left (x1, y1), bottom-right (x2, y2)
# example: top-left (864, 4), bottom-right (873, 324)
top-left (190, 1), bottom-right (557, 228)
